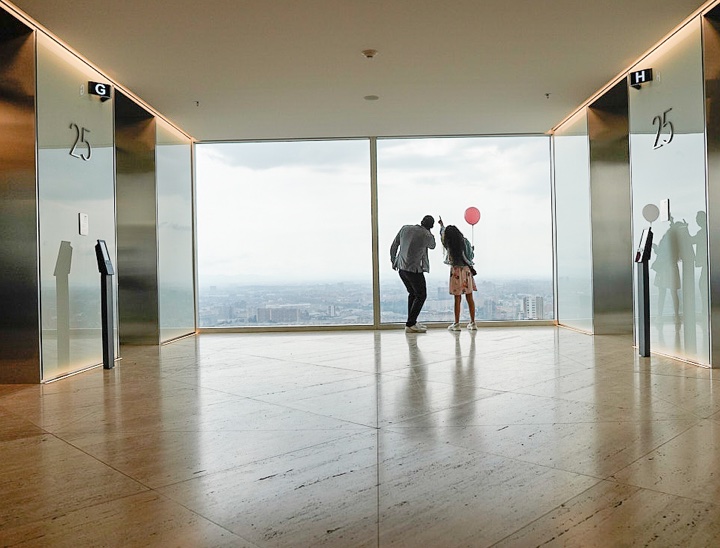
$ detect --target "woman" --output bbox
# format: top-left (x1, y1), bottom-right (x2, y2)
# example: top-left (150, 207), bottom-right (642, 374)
top-left (439, 218), bottom-right (477, 331)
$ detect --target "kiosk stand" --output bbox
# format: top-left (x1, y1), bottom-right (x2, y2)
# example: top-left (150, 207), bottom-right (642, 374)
top-left (635, 228), bottom-right (653, 357)
top-left (95, 239), bottom-right (115, 369)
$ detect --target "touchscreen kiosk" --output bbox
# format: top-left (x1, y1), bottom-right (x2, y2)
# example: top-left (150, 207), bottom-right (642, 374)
top-left (95, 239), bottom-right (114, 275)
top-left (634, 229), bottom-right (652, 357)
top-left (95, 239), bottom-right (115, 368)
top-left (634, 228), bottom-right (653, 263)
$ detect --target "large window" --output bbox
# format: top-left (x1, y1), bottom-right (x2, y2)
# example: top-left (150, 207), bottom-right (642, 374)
top-left (196, 140), bottom-right (373, 327)
top-left (196, 136), bottom-right (553, 328)
top-left (378, 137), bottom-right (553, 323)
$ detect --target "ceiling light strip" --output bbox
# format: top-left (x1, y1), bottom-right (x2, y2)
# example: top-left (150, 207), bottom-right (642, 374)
top-left (0, 0), bottom-right (195, 141)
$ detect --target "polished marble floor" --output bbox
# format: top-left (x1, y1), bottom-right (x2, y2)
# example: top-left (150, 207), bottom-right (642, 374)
top-left (3, 326), bottom-right (720, 546)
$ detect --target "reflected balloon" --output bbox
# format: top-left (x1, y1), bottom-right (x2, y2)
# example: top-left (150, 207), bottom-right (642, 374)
top-left (642, 204), bottom-right (660, 223)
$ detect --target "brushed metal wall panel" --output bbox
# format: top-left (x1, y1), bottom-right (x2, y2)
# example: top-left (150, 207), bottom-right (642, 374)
top-left (588, 82), bottom-right (633, 335)
top-left (115, 91), bottom-right (159, 345)
top-left (0, 15), bottom-right (39, 383)
top-left (704, 10), bottom-right (720, 368)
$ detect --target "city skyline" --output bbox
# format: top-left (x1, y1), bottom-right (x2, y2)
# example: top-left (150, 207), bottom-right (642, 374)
top-left (199, 278), bottom-right (554, 327)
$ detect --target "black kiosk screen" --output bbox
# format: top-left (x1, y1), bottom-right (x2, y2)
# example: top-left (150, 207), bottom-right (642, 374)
top-left (95, 239), bottom-right (115, 275)
top-left (635, 228), bottom-right (653, 263)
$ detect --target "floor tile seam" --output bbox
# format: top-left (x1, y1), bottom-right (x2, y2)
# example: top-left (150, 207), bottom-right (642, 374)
top-left (373, 372), bottom-right (509, 394)
top-left (487, 478), bottom-right (609, 547)
top-left (383, 418), bottom-right (702, 430)
top-left (506, 387), bottom-right (706, 416)
top-left (151, 430), bottom-right (377, 491)
top-left (0, 490), bottom-right (170, 537)
top-left (46, 434), bottom-right (158, 492)
top-left (601, 475), bottom-right (720, 506)
top-left (634, 370), bottom-right (720, 382)
top-left (376, 391), bottom-right (513, 427)
top-left (3, 408), bottom-right (102, 437)
top-left (237, 350), bottom-right (371, 363)
top-left (54, 428), bottom-right (374, 440)
top-left (602, 418), bottom-right (705, 481)
top-left (479, 372), bottom-right (609, 395)
top-left (164, 371), bottom-right (378, 400)
top-left (146, 490), bottom-right (263, 547)
top-left (639, 392), bottom-right (717, 420)
top-left (385, 428), bottom-right (611, 484)
top-left (214, 355), bottom-right (391, 376)
top-left (381, 419), bottom-right (702, 432)
top-left (0, 404), bottom-right (54, 432)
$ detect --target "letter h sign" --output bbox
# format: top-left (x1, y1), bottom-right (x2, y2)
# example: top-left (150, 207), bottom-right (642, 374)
top-left (629, 69), bottom-right (653, 89)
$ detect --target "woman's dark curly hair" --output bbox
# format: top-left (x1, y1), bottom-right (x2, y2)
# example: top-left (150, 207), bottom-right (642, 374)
top-left (442, 225), bottom-right (466, 264)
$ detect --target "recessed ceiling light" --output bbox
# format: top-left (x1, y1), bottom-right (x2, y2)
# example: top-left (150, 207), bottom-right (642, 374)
top-left (362, 49), bottom-right (378, 59)
top-left (364, 95), bottom-right (379, 101)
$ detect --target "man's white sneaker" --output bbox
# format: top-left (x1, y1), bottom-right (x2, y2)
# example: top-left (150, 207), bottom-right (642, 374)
top-left (417, 323), bottom-right (428, 330)
top-left (447, 323), bottom-right (461, 332)
top-left (405, 324), bottom-right (427, 333)
top-left (467, 322), bottom-right (477, 331)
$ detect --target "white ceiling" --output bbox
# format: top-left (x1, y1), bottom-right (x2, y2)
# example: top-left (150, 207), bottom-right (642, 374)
top-left (7, 0), bottom-right (712, 141)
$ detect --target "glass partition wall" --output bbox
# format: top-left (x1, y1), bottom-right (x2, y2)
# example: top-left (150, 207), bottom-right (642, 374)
top-left (196, 136), bottom-right (553, 328)
top-left (629, 19), bottom-right (709, 365)
top-left (554, 111), bottom-right (593, 333)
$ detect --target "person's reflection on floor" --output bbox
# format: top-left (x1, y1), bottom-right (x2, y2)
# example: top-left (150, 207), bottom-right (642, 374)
top-left (448, 330), bottom-right (476, 427)
top-left (402, 334), bottom-right (433, 433)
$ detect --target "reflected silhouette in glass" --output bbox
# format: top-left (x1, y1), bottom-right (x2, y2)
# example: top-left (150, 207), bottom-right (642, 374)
top-left (651, 215), bottom-right (698, 353)
top-left (53, 240), bottom-right (72, 368)
top-left (651, 217), bottom-right (682, 329)
top-left (692, 211), bottom-right (708, 316)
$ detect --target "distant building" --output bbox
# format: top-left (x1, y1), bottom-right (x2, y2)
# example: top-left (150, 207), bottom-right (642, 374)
top-left (257, 306), bottom-right (301, 323)
top-left (522, 296), bottom-right (544, 320)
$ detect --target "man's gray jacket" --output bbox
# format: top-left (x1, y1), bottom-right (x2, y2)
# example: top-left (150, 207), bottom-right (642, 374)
top-left (390, 224), bottom-right (436, 273)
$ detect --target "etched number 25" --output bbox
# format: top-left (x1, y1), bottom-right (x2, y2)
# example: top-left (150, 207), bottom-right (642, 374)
top-left (652, 108), bottom-right (674, 150)
top-left (69, 123), bottom-right (92, 161)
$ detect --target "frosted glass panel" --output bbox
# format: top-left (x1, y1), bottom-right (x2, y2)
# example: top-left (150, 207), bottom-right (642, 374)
top-left (156, 121), bottom-right (195, 341)
top-left (553, 112), bottom-right (593, 332)
top-left (629, 19), bottom-right (709, 364)
top-left (36, 34), bottom-right (116, 379)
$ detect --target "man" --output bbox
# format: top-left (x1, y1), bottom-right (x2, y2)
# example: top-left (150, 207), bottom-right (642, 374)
top-left (390, 215), bottom-right (436, 333)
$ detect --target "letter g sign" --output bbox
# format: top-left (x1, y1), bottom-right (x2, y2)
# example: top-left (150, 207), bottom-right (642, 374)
top-left (88, 81), bottom-right (112, 101)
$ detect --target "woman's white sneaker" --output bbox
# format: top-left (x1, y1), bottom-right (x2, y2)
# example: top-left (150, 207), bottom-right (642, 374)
top-left (447, 323), bottom-right (461, 332)
top-left (467, 322), bottom-right (477, 331)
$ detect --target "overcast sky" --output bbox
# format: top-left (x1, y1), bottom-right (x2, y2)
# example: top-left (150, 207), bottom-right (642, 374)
top-left (196, 136), bottom-right (552, 286)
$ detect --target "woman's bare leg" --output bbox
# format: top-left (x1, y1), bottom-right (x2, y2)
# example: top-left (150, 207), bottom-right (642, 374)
top-left (466, 293), bottom-right (476, 323)
top-left (454, 295), bottom-right (461, 323)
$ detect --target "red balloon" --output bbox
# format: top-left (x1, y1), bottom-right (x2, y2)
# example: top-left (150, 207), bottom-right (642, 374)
top-left (464, 207), bottom-right (481, 225)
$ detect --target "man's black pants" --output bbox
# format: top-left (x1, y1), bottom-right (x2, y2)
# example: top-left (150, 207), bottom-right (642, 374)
top-left (398, 270), bottom-right (427, 327)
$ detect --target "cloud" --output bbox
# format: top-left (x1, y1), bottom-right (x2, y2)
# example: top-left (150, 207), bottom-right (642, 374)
top-left (196, 136), bottom-right (552, 284)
